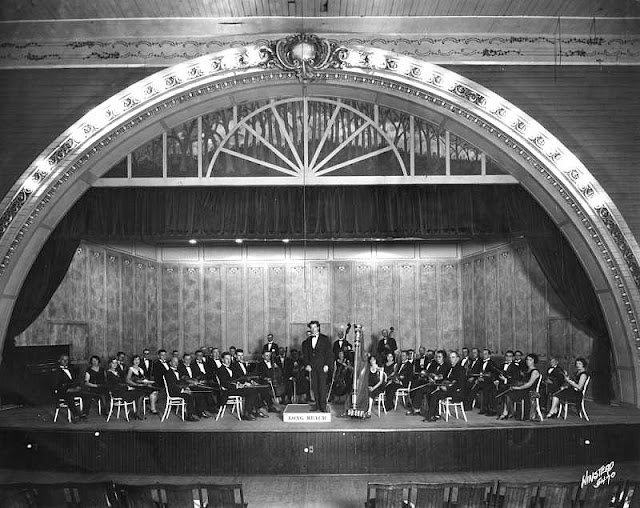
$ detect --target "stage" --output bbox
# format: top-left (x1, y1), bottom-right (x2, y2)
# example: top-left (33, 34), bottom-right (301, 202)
top-left (1, 401), bottom-right (639, 476)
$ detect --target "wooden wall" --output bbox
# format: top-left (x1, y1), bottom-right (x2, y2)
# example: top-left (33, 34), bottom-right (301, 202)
top-left (17, 238), bottom-right (591, 364)
top-left (460, 240), bottom-right (595, 363)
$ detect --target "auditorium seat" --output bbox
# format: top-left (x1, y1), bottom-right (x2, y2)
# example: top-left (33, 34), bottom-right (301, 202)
top-left (579, 480), bottom-right (626, 508)
top-left (412, 483), bottom-right (448, 507)
top-left (365, 483), bottom-right (410, 508)
top-left (200, 483), bottom-right (248, 507)
top-left (449, 482), bottom-right (494, 507)
top-left (534, 482), bottom-right (577, 508)
top-left (495, 482), bottom-right (538, 508)
top-left (118, 484), bottom-right (162, 508)
top-left (68, 482), bottom-right (119, 507)
top-left (31, 484), bottom-right (71, 507)
top-left (0, 484), bottom-right (36, 508)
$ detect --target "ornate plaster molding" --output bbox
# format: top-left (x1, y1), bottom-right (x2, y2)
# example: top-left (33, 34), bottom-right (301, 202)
top-left (0, 35), bottom-right (638, 351)
top-left (1, 33), bottom-right (639, 68)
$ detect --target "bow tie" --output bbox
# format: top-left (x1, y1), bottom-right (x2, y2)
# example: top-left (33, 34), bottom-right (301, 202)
top-left (61, 366), bottom-right (69, 370)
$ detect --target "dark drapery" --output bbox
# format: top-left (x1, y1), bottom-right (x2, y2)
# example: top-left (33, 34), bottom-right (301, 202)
top-left (6, 185), bottom-right (613, 401)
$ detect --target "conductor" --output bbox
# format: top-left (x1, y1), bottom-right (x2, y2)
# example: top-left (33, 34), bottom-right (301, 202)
top-left (302, 320), bottom-right (333, 413)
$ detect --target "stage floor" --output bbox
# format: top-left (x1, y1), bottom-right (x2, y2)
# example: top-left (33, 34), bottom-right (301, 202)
top-left (1, 399), bottom-right (639, 432)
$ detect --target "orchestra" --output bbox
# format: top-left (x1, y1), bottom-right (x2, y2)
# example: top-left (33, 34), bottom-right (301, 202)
top-left (50, 321), bottom-right (587, 427)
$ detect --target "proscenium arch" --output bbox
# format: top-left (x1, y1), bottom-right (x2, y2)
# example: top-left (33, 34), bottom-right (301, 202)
top-left (0, 37), bottom-right (639, 406)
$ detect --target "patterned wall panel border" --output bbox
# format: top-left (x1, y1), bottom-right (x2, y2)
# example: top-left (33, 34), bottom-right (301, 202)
top-left (0, 34), bottom-right (638, 350)
top-left (1, 34), bottom-right (639, 67)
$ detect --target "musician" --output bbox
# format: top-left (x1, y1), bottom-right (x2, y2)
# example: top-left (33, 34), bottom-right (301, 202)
top-left (152, 349), bottom-right (170, 383)
top-left (366, 355), bottom-right (386, 417)
top-left (84, 355), bottom-right (107, 416)
top-left (494, 350), bottom-right (521, 415)
top-left (498, 353), bottom-right (541, 420)
top-left (232, 349), bottom-right (250, 378)
top-left (53, 354), bottom-right (88, 421)
top-left (472, 348), bottom-right (498, 416)
top-left (332, 326), bottom-right (353, 360)
top-left (106, 357), bottom-right (146, 420)
top-left (514, 350), bottom-right (527, 374)
top-left (460, 347), bottom-right (470, 372)
top-left (126, 355), bottom-right (159, 415)
top-left (115, 351), bottom-right (127, 379)
top-left (302, 320), bottom-right (333, 412)
top-left (209, 348), bottom-right (223, 372)
top-left (543, 357), bottom-right (565, 410)
top-left (546, 357), bottom-right (589, 418)
top-left (193, 349), bottom-right (214, 383)
top-left (376, 328), bottom-right (397, 361)
top-left (407, 349), bottom-right (415, 365)
top-left (384, 350), bottom-right (413, 411)
top-left (408, 350), bottom-right (449, 416)
top-left (413, 347), bottom-right (428, 374)
top-left (329, 350), bottom-right (353, 402)
top-left (464, 348), bottom-right (481, 409)
top-left (140, 349), bottom-right (153, 379)
top-left (262, 334), bottom-right (279, 355)
top-left (229, 346), bottom-right (237, 360)
top-left (164, 356), bottom-right (198, 421)
top-left (256, 351), bottom-right (282, 412)
top-left (284, 349), bottom-right (309, 403)
top-left (274, 347), bottom-right (288, 370)
top-left (178, 353), bottom-right (215, 418)
top-left (424, 350), bottom-right (467, 422)
top-left (217, 352), bottom-right (264, 420)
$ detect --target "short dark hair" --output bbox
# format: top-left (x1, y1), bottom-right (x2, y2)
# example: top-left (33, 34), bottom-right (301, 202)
top-left (117, 351), bottom-right (125, 356)
top-left (527, 353), bottom-right (539, 364)
top-left (575, 357), bottom-right (588, 369)
top-left (131, 354), bottom-right (140, 363)
top-left (195, 349), bottom-right (203, 355)
top-left (483, 348), bottom-right (491, 355)
top-left (158, 349), bottom-right (166, 355)
top-left (236, 348), bottom-right (244, 354)
top-left (221, 352), bottom-right (231, 360)
top-left (89, 355), bottom-right (101, 364)
top-left (515, 350), bottom-right (523, 355)
top-left (183, 353), bottom-right (191, 359)
top-left (505, 350), bottom-right (514, 356)
top-left (308, 320), bottom-right (320, 328)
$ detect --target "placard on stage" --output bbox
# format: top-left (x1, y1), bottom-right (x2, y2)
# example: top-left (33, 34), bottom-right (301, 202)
top-left (283, 404), bottom-right (332, 422)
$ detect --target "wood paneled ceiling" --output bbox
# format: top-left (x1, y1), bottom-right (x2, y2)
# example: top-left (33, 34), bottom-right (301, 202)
top-left (2, 0), bottom-right (639, 20)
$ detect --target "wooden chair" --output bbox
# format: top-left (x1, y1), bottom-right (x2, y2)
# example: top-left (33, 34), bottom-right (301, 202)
top-left (449, 482), bottom-right (493, 508)
top-left (201, 483), bottom-right (248, 508)
top-left (106, 392), bottom-right (136, 422)
top-left (413, 483), bottom-right (448, 508)
top-left (161, 376), bottom-right (185, 422)
top-left (561, 376), bottom-right (591, 421)
top-left (534, 482), bottom-right (577, 508)
top-left (394, 381), bottom-right (411, 410)
top-left (53, 397), bottom-right (83, 423)
top-left (216, 375), bottom-right (243, 421)
top-left (365, 483), bottom-right (410, 508)
top-left (496, 482), bottom-right (538, 508)
top-left (438, 397), bottom-right (467, 422)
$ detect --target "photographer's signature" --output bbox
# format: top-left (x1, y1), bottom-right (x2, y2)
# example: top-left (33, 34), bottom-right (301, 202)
top-left (581, 460), bottom-right (616, 489)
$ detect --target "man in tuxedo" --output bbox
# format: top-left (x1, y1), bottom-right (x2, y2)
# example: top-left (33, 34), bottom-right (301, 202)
top-left (115, 351), bottom-right (127, 379)
top-left (384, 350), bottom-right (414, 410)
top-left (262, 334), bottom-right (279, 355)
top-left (376, 328), bottom-right (397, 361)
top-left (332, 327), bottom-right (352, 360)
top-left (284, 349), bottom-right (308, 403)
top-left (302, 320), bottom-right (333, 412)
top-left (495, 350), bottom-right (521, 414)
top-left (274, 347), bottom-right (287, 370)
top-left (218, 352), bottom-right (264, 420)
top-left (178, 353), bottom-right (214, 418)
top-left (193, 348), bottom-right (219, 407)
top-left (544, 357), bottom-right (565, 410)
top-left (514, 350), bottom-right (527, 374)
top-left (424, 350), bottom-right (467, 422)
top-left (140, 348), bottom-right (153, 379)
top-left (165, 356), bottom-right (198, 421)
top-left (413, 349), bottom-right (450, 416)
top-left (256, 351), bottom-right (281, 412)
top-left (460, 347), bottom-right (470, 372)
top-left (208, 347), bottom-right (223, 372)
top-left (472, 348), bottom-right (498, 416)
top-left (232, 349), bottom-right (250, 378)
top-left (152, 349), bottom-right (170, 383)
top-left (53, 354), bottom-right (87, 422)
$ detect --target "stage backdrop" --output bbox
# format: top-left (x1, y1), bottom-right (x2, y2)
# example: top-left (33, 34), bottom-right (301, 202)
top-left (16, 238), bottom-right (593, 369)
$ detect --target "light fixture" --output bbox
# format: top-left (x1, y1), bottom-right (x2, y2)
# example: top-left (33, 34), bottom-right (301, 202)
top-left (282, 239), bottom-right (290, 243)
top-left (235, 239), bottom-right (243, 244)
top-left (188, 239), bottom-right (197, 245)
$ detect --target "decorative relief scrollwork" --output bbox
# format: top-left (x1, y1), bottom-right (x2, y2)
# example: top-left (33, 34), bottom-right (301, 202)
top-left (337, 265), bottom-right (346, 272)
top-left (423, 264), bottom-right (435, 272)
top-left (136, 263), bottom-right (144, 269)
top-left (165, 267), bottom-right (174, 273)
top-left (187, 267), bottom-right (197, 274)
top-left (108, 255), bottom-right (117, 263)
top-left (381, 265), bottom-right (391, 272)
top-left (208, 267), bottom-right (218, 273)
top-left (123, 258), bottom-right (131, 266)
top-left (228, 267), bottom-right (239, 274)
top-left (271, 266), bottom-right (282, 273)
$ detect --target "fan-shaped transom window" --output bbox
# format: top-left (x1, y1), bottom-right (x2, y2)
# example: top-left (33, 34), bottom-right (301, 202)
top-left (100, 96), bottom-right (512, 185)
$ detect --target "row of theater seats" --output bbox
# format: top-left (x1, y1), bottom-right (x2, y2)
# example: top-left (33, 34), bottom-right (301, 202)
top-left (0, 483), bottom-right (247, 508)
top-left (365, 480), bottom-right (639, 508)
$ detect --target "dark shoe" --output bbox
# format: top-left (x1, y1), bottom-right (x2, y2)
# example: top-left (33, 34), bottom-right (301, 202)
top-left (478, 410), bottom-right (486, 415)
top-left (497, 414), bottom-right (508, 420)
top-left (243, 414), bottom-right (256, 421)
top-left (405, 410), bottom-right (415, 416)
top-left (321, 407), bottom-right (330, 413)
top-left (200, 412), bottom-right (210, 418)
top-left (309, 406), bottom-right (319, 412)
top-left (150, 410), bottom-right (159, 415)
top-left (257, 411), bottom-right (269, 418)
top-left (267, 406), bottom-right (279, 413)
top-left (485, 411), bottom-right (497, 417)
top-left (185, 415), bottom-right (199, 422)
top-left (79, 413), bottom-right (88, 419)
top-left (71, 416), bottom-right (80, 424)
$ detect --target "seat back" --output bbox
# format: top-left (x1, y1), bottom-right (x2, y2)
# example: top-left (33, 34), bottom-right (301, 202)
top-left (165, 485), bottom-right (202, 507)
top-left (413, 483), bottom-right (448, 507)
top-left (499, 482), bottom-right (538, 508)
top-left (452, 482), bottom-right (493, 508)
top-left (535, 482), bottom-right (576, 508)
top-left (69, 482), bottom-right (117, 507)
top-left (366, 483), bottom-right (408, 508)
top-left (0, 484), bottom-right (37, 508)
top-left (118, 485), bottom-right (161, 508)
top-left (201, 483), bottom-right (244, 508)
top-left (163, 376), bottom-right (171, 400)
top-left (580, 481), bottom-right (625, 508)
top-left (32, 485), bottom-right (72, 508)
top-left (582, 376), bottom-right (591, 397)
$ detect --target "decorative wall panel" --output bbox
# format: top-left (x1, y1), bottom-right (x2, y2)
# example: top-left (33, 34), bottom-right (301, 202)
top-left (17, 239), bottom-right (584, 364)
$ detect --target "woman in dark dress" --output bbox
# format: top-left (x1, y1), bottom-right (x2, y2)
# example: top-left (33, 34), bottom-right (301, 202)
top-left (498, 353), bottom-right (541, 420)
top-left (84, 355), bottom-right (108, 415)
top-left (366, 355), bottom-right (385, 417)
top-left (546, 357), bottom-right (589, 418)
top-left (106, 357), bottom-right (145, 420)
top-left (126, 354), bottom-right (159, 414)
top-left (382, 351), bottom-right (399, 410)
